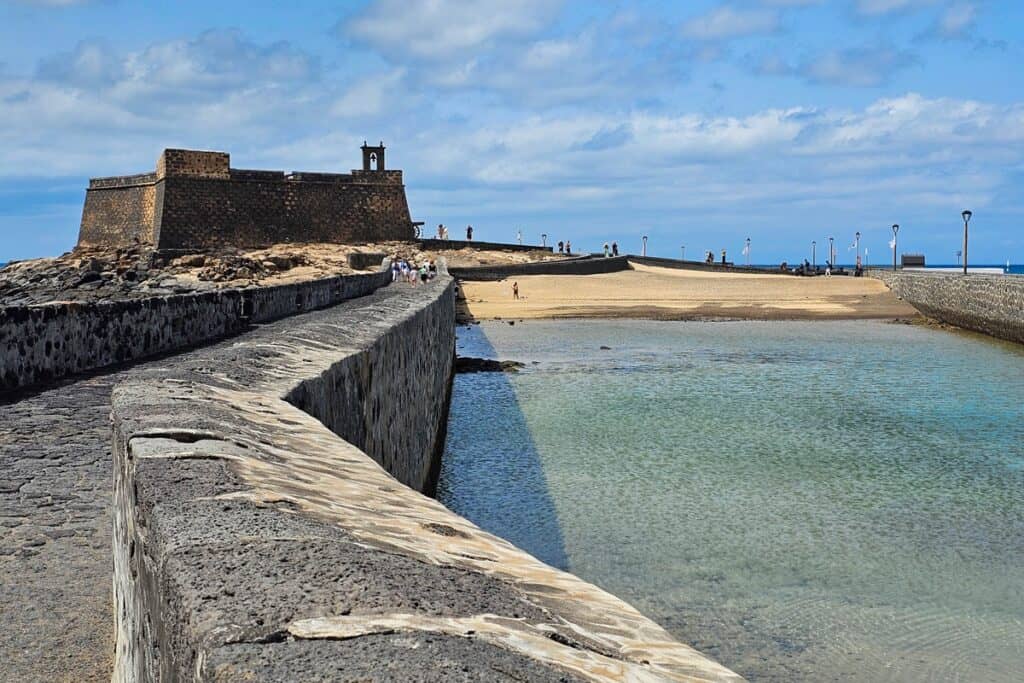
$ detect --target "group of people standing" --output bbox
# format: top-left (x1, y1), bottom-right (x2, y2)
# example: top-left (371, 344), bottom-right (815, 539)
top-left (434, 224), bottom-right (474, 241)
top-left (390, 258), bottom-right (438, 286)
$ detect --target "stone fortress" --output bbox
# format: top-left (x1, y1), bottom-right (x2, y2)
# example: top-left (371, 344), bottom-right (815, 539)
top-left (77, 143), bottom-right (415, 251)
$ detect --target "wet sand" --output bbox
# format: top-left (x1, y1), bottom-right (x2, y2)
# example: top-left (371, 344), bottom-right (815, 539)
top-left (460, 263), bottom-right (917, 321)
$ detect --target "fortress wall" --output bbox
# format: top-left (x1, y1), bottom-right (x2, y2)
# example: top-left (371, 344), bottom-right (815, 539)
top-left (153, 176), bottom-right (413, 250)
top-left (109, 275), bottom-right (741, 682)
top-left (79, 182), bottom-right (157, 248)
top-left (870, 270), bottom-right (1024, 344)
top-left (0, 271), bottom-right (389, 392)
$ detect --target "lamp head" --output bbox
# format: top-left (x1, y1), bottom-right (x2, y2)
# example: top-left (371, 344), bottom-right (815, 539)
top-left (892, 224), bottom-right (899, 234)
top-left (962, 210), bottom-right (972, 223)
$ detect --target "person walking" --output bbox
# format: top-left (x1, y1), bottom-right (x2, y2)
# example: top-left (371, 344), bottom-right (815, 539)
top-left (612, 241), bottom-right (619, 256)
top-left (558, 240), bottom-right (564, 254)
top-left (466, 225), bottom-right (474, 241)
top-left (512, 281), bottom-right (519, 300)
top-left (565, 240), bottom-right (572, 255)
top-left (825, 260), bottom-right (832, 278)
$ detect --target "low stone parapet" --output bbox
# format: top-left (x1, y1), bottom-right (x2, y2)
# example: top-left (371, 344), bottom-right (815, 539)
top-left (451, 254), bottom-right (631, 280)
top-left (0, 271), bottom-right (390, 392)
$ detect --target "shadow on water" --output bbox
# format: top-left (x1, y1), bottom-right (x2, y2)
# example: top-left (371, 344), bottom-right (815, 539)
top-left (436, 324), bottom-right (570, 571)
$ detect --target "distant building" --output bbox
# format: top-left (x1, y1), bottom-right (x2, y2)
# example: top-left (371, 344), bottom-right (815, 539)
top-left (77, 143), bottom-right (415, 251)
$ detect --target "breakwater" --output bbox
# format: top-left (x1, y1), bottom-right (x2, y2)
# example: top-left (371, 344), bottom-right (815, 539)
top-left (450, 255), bottom-right (631, 280)
top-left (870, 269), bottom-right (1024, 344)
top-left (0, 271), bottom-right (389, 392)
top-left (105, 273), bottom-right (739, 681)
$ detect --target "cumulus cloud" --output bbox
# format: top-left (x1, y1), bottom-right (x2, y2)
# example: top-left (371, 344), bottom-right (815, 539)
top-left (681, 5), bottom-right (780, 40)
top-left (925, 3), bottom-right (978, 40)
top-left (801, 45), bottom-right (918, 86)
top-left (854, 0), bottom-right (939, 16)
top-left (343, 0), bottom-right (559, 61)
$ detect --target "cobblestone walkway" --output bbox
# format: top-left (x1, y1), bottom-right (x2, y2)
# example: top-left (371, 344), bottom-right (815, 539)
top-left (0, 375), bottom-right (116, 682)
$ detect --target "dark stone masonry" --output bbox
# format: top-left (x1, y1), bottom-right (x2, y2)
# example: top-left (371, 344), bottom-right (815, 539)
top-left (78, 143), bottom-right (415, 251)
top-left (870, 270), bottom-right (1024, 345)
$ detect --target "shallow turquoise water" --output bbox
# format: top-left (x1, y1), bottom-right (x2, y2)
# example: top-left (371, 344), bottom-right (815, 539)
top-left (438, 320), bottom-right (1024, 682)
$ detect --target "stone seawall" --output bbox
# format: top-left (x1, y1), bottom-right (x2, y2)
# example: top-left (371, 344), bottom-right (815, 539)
top-left (450, 255), bottom-right (631, 281)
top-left (0, 271), bottom-right (390, 392)
top-left (870, 270), bottom-right (1024, 344)
top-left (109, 276), bottom-right (740, 682)
top-left (628, 255), bottom-right (796, 276)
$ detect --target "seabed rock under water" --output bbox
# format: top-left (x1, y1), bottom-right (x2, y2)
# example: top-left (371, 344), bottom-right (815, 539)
top-left (454, 357), bottom-right (526, 373)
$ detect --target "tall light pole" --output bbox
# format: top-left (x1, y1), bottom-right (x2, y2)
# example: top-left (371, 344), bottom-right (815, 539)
top-left (541, 233), bottom-right (547, 247)
top-left (680, 245), bottom-right (685, 261)
top-left (961, 210), bottom-right (972, 275)
top-left (855, 231), bottom-right (861, 259)
top-left (812, 240), bottom-right (816, 269)
top-left (745, 237), bottom-right (751, 266)
top-left (828, 236), bottom-right (834, 268)
top-left (892, 224), bottom-right (899, 271)
top-left (642, 235), bottom-right (648, 257)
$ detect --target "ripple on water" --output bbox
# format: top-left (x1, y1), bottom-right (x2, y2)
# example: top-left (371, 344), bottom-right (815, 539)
top-left (440, 320), bottom-right (1024, 682)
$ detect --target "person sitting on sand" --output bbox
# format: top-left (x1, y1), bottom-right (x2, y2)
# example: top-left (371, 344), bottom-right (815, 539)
top-left (512, 281), bottom-right (519, 300)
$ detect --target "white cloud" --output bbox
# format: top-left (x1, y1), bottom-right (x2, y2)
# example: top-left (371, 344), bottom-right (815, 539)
top-left (344, 0), bottom-right (558, 61)
top-left (681, 5), bottom-right (779, 40)
top-left (801, 45), bottom-right (917, 86)
top-left (933, 3), bottom-right (977, 39)
top-left (854, 0), bottom-right (938, 16)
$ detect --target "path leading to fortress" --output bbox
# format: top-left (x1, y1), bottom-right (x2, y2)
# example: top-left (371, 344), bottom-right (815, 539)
top-left (0, 374), bottom-right (117, 681)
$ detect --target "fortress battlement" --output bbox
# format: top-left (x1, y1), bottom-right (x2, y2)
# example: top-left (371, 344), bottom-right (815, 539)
top-left (78, 143), bottom-right (414, 251)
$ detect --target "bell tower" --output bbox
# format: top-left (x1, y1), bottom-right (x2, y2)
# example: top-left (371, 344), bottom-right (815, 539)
top-left (361, 141), bottom-right (386, 171)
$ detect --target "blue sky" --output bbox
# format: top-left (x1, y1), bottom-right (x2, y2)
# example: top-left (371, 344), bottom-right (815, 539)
top-left (1, 0), bottom-right (1022, 263)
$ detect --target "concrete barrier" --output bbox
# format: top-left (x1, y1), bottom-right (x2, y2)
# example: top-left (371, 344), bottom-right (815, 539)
top-left (627, 255), bottom-right (797, 276)
top-left (869, 269), bottom-right (1024, 344)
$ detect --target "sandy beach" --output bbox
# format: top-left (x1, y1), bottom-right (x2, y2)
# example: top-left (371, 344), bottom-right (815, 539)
top-left (460, 263), bottom-right (917, 321)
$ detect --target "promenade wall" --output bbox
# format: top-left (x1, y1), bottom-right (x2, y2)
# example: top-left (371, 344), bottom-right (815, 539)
top-left (108, 275), bottom-right (740, 682)
top-left (869, 269), bottom-right (1024, 344)
top-left (450, 255), bottom-right (631, 281)
top-left (628, 255), bottom-right (796, 276)
top-left (0, 271), bottom-right (390, 392)
top-left (417, 238), bottom-right (553, 254)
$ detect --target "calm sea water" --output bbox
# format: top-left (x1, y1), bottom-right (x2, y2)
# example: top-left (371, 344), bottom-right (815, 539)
top-left (438, 320), bottom-right (1024, 682)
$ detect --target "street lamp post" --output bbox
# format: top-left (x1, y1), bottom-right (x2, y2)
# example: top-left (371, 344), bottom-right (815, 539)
top-left (892, 224), bottom-right (899, 271)
top-left (541, 233), bottom-right (547, 247)
top-left (828, 236), bottom-right (834, 268)
top-left (681, 245), bottom-right (685, 262)
top-left (961, 210), bottom-right (972, 274)
top-left (745, 237), bottom-right (751, 266)
top-left (642, 235), bottom-right (648, 257)
top-left (855, 231), bottom-right (861, 259)
top-left (812, 240), bottom-right (816, 269)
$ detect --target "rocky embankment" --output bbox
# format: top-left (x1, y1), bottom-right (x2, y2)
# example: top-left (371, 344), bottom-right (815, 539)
top-left (0, 242), bottom-right (571, 306)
